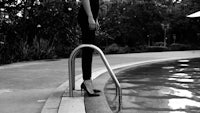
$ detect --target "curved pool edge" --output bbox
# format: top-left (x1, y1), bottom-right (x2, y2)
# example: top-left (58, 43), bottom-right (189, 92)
top-left (105, 57), bottom-right (200, 113)
top-left (85, 56), bottom-right (200, 113)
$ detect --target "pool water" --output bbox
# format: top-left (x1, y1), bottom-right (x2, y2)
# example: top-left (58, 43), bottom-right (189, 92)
top-left (105, 58), bottom-right (200, 113)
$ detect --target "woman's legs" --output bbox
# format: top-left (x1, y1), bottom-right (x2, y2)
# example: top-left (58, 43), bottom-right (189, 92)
top-left (81, 28), bottom-right (95, 80)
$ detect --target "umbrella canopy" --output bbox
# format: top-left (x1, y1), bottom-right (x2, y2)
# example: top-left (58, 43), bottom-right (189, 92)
top-left (187, 11), bottom-right (200, 18)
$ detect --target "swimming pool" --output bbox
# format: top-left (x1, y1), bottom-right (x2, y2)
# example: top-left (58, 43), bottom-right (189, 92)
top-left (105, 58), bottom-right (200, 113)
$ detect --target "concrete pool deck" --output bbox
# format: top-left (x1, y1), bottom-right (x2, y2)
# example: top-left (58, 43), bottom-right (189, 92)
top-left (40, 50), bottom-right (200, 113)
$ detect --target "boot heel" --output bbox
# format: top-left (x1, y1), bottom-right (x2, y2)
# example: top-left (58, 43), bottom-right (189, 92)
top-left (80, 82), bottom-right (99, 97)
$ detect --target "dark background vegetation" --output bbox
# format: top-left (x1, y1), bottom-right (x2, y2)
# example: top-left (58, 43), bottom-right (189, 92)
top-left (0, 0), bottom-right (200, 65)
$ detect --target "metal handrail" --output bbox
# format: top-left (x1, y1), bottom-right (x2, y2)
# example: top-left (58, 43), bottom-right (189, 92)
top-left (68, 44), bottom-right (122, 112)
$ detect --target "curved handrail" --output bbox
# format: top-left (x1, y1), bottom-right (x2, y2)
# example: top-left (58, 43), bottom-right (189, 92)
top-left (68, 44), bottom-right (122, 112)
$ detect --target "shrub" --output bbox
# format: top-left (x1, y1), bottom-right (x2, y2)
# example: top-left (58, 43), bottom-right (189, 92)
top-left (130, 45), bottom-right (147, 53)
top-left (104, 43), bottom-right (130, 54)
top-left (169, 43), bottom-right (191, 51)
top-left (146, 46), bottom-right (168, 52)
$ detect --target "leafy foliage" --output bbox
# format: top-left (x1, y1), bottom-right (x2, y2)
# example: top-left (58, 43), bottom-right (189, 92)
top-left (0, 0), bottom-right (200, 64)
top-left (0, 0), bottom-right (80, 64)
top-left (99, 0), bottom-right (200, 49)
